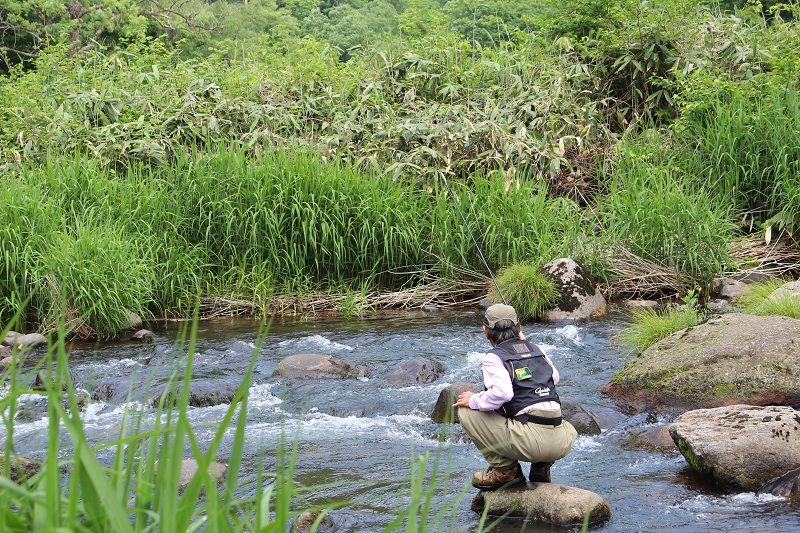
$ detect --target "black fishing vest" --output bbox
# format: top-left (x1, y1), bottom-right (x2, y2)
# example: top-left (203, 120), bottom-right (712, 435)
top-left (489, 338), bottom-right (560, 419)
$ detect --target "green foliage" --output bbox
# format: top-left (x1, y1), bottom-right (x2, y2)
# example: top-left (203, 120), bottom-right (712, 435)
top-left (431, 175), bottom-right (583, 275)
top-left (734, 279), bottom-right (800, 319)
top-left (441, 0), bottom-right (543, 46)
top-left (489, 263), bottom-right (558, 321)
top-left (672, 78), bottom-right (800, 237)
top-left (618, 305), bottom-right (705, 354)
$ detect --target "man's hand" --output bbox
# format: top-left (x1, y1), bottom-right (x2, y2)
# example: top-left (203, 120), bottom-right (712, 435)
top-left (453, 390), bottom-right (475, 408)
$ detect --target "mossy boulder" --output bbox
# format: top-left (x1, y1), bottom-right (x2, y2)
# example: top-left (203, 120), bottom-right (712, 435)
top-left (603, 314), bottom-right (800, 414)
top-left (540, 258), bottom-right (606, 321)
top-left (471, 482), bottom-right (610, 527)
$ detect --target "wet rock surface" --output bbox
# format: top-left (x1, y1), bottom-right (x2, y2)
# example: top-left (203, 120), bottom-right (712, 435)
top-left (0, 453), bottom-right (42, 483)
top-left (621, 423), bottom-right (677, 453)
top-left (669, 404), bottom-right (800, 491)
top-left (561, 399), bottom-right (601, 436)
top-left (604, 313), bottom-right (800, 414)
top-left (384, 357), bottom-right (444, 385)
top-left (429, 382), bottom-right (482, 423)
top-left (272, 353), bottom-right (371, 380)
top-left (292, 510), bottom-right (336, 533)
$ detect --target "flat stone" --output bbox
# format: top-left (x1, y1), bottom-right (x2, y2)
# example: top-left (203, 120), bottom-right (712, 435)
top-left (670, 404), bottom-right (800, 491)
top-left (273, 354), bottom-right (371, 380)
top-left (3, 332), bottom-right (46, 348)
top-left (471, 482), bottom-right (611, 527)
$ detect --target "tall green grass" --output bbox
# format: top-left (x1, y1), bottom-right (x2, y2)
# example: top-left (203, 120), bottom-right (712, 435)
top-left (1, 149), bottom-right (592, 338)
top-left (598, 138), bottom-right (737, 291)
top-left (488, 263), bottom-right (559, 321)
top-left (674, 80), bottom-right (800, 235)
top-left (617, 305), bottom-right (705, 355)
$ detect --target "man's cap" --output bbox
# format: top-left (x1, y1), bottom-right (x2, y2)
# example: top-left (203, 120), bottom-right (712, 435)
top-left (483, 304), bottom-right (518, 328)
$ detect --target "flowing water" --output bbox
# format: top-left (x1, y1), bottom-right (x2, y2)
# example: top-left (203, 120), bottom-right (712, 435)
top-left (4, 311), bottom-right (800, 532)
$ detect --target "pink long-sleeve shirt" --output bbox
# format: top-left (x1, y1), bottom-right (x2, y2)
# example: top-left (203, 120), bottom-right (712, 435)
top-left (468, 348), bottom-right (561, 415)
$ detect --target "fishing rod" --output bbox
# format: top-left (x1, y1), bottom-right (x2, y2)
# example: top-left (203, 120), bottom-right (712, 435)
top-left (440, 173), bottom-right (507, 305)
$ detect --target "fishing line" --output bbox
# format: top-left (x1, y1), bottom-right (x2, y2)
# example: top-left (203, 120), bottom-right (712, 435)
top-left (440, 174), bottom-right (507, 305)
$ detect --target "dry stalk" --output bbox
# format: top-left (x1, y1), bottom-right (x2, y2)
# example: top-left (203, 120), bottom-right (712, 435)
top-left (599, 247), bottom-right (681, 300)
top-left (193, 265), bottom-right (491, 319)
top-left (728, 231), bottom-right (800, 278)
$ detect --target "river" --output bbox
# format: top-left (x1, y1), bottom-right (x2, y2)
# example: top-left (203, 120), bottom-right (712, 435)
top-left (4, 311), bottom-right (799, 532)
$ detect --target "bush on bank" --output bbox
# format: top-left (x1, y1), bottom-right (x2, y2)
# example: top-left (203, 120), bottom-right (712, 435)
top-left (0, 150), bottom-right (587, 338)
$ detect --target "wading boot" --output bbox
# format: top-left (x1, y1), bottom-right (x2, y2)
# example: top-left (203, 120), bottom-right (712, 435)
top-left (472, 462), bottom-right (525, 490)
top-left (528, 462), bottom-right (552, 483)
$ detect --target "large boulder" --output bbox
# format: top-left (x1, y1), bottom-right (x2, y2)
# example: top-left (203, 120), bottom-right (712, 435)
top-left (540, 258), bottom-right (606, 321)
top-left (669, 404), bottom-right (800, 491)
top-left (384, 357), bottom-right (443, 386)
top-left (603, 314), bottom-right (800, 414)
top-left (471, 482), bottom-right (610, 527)
top-left (272, 354), bottom-right (371, 380)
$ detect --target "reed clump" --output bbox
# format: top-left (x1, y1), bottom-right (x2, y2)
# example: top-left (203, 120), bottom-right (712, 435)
top-left (488, 263), bottom-right (559, 322)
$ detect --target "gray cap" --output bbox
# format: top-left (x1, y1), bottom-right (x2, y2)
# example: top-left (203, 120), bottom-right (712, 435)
top-left (483, 304), bottom-right (518, 328)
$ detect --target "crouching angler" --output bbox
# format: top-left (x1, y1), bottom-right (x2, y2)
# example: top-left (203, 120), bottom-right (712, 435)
top-left (453, 304), bottom-right (577, 490)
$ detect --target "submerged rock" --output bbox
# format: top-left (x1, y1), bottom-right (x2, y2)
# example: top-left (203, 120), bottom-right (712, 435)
top-left (603, 313), bottom-right (800, 414)
top-left (540, 258), bottom-right (607, 321)
top-left (149, 380), bottom-right (241, 408)
top-left (758, 466), bottom-right (800, 499)
top-left (131, 329), bottom-right (155, 343)
top-left (273, 354), bottom-right (371, 380)
top-left (292, 510), bottom-right (335, 533)
top-left (669, 404), bottom-right (800, 491)
top-left (471, 482), bottom-right (610, 527)
top-left (384, 357), bottom-right (443, 386)
top-left (621, 424), bottom-right (677, 453)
